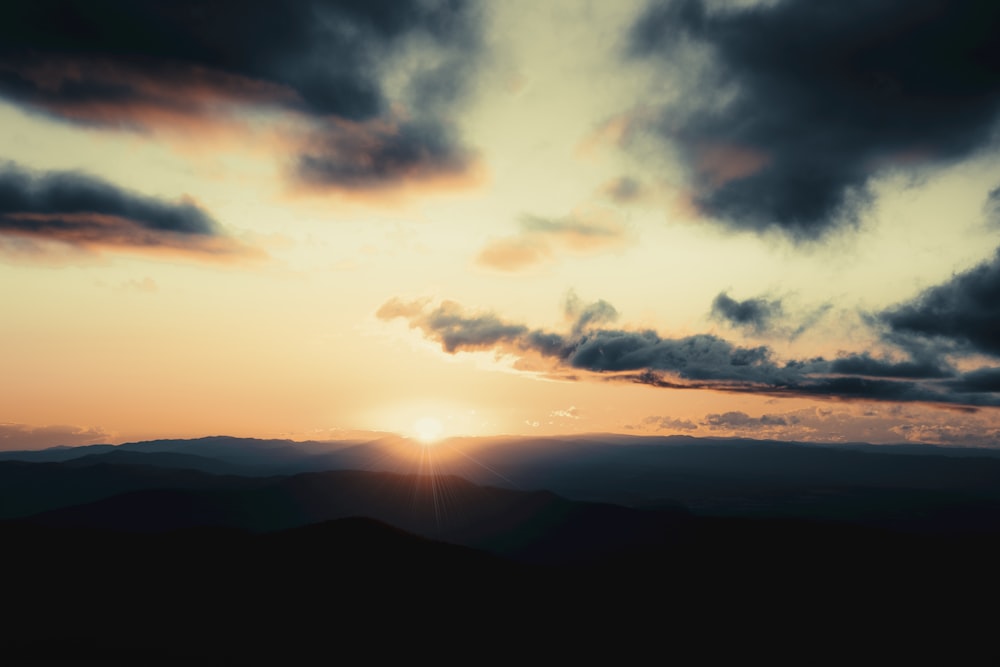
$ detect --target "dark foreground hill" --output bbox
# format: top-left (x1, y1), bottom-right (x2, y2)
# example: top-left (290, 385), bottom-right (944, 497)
top-left (4, 513), bottom-right (1000, 664)
top-left (3, 463), bottom-right (693, 564)
top-left (3, 446), bottom-right (1000, 662)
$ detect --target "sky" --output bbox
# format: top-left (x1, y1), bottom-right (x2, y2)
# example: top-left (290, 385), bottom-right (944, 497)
top-left (1, 0), bottom-right (1000, 448)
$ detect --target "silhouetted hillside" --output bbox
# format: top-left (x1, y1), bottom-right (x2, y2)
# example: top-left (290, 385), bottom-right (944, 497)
top-left (9, 433), bottom-right (1000, 534)
top-left (3, 442), bottom-right (1000, 662)
top-left (4, 511), bottom-right (999, 664)
top-left (0, 460), bottom-right (262, 519)
top-left (16, 467), bottom-right (692, 564)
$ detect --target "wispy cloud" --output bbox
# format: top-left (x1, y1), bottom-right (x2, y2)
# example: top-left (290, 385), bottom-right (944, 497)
top-left (550, 406), bottom-right (581, 420)
top-left (0, 422), bottom-right (110, 451)
top-left (644, 404), bottom-right (1000, 447)
top-left (476, 207), bottom-right (628, 271)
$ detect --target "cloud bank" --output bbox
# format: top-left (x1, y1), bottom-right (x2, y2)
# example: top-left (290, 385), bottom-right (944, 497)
top-left (880, 248), bottom-right (1000, 358)
top-left (627, 0), bottom-right (1000, 239)
top-left (378, 293), bottom-right (1000, 408)
top-left (0, 0), bottom-right (486, 192)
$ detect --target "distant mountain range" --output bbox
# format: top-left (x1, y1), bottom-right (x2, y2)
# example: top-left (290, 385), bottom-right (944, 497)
top-left (4, 434), bottom-right (1000, 662)
top-left (5, 433), bottom-right (1000, 533)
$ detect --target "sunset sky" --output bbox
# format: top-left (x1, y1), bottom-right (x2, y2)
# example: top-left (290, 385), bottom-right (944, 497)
top-left (2, 0), bottom-right (999, 448)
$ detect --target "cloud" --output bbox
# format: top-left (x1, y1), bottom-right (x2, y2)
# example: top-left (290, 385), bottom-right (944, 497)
top-left (879, 248), bottom-right (1000, 357)
top-left (602, 177), bottom-right (646, 204)
top-left (564, 291), bottom-right (619, 334)
top-left (627, 0), bottom-right (1000, 239)
top-left (0, 0), bottom-right (486, 193)
top-left (711, 291), bottom-right (781, 333)
top-left (297, 117), bottom-right (476, 192)
top-left (641, 415), bottom-right (698, 431)
top-left (632, 404), bottom-right (1000, 445)
top-left (696, 404), bottom-right (1000, 445)
top-left (550, 406), bottom-right (581, 419)
top-left (702, 410), bottom-right (796, 430)
top-left (711, 291), bottom-right (830, 340)
top-left (378, 294), bottom-right (1000, 408)
top-left (0, 422), bottom-right (111, 451)
top-left (829, 353), bottom-right (953, 380)
top-left (986, 186), bottom-right (1000, 225)
top-left (0, 162), bottom-right (247, 257)
top-left (476, 206), bottom-right (628, 271)
top-left (947, 367), bottom-right (1000, 393)
top-left (376, 297), bottom-right (530, 354)
top-left (475, 237), bottom-right (552, 272)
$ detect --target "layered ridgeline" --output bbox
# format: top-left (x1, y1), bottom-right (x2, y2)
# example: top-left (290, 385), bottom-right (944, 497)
top-left (4, 435), bottom-right (1000, 663)
top-left (5, 433), bottom-right (1000, 533)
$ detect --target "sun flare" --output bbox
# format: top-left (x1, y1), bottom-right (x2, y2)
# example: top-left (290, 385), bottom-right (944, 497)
top-left (413, 416), bottom-right (444, 444)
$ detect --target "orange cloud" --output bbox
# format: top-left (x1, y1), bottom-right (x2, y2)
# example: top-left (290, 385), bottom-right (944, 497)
top-left (476, 205), bottom-right (628, 272)
top-left (476, 237), bottom-right (553, 271)
top-left (0, 422), bottom-right (111, 451)
top-left (0, 212), bottom-right (256, 261)
top-left (286, 115), bottom-right (485, 204)
top-left (576, 109), bottom-right (656, 160)
top-left (3, 56), bottom-right (295, 127)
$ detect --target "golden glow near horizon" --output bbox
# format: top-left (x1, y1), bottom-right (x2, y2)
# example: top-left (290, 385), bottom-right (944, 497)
top-left (2, 1), bottom-right (1000, 449)
top-left (412, 417), bottom-right (445, 445)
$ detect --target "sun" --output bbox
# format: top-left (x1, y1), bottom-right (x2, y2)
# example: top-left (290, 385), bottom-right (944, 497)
top-left (412, 416), bottom-right (444, 444)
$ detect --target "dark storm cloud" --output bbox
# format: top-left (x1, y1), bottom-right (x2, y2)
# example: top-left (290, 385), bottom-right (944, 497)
top-left (784, 377), bottom-right (962, 403)
top-left (0, 162), bottom-right (239, 254)
top-left (948, 367), bottom-right (1000, 393)
top-left (628, 0), bottom-right (1000, 239)
top-left (0, 0), bottom-right (484, 190)
top-left (379, 295), bottom-right (1000, 408)
top-left (711, 291), bottom-right (781, 333)
top-left (880, 248), bottom-right (1000, 357)
top-left (828, 353), bottom-right (953, 379)
top-left (0, 163), bottom-right (217, 234)
top-left (562, 330), bottom-right (781, 381)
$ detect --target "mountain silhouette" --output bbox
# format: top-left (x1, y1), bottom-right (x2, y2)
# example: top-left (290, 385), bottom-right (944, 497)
top-left (17, 467), bottom-right (692, 564)
top-left (9, 433), bottom-right (1000, 534)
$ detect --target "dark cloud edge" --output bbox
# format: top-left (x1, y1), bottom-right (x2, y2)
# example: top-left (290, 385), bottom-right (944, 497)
top-left (624, 0), bottom-right (1000, 241)
top-left (710, 291), bottom-right (781, 334)
top-left (378, 295), bottom-right (1000, 409)
top-left (0, 161), bottom-right (253, 258)
top-left (0, 0), bottom-right (489, 193)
